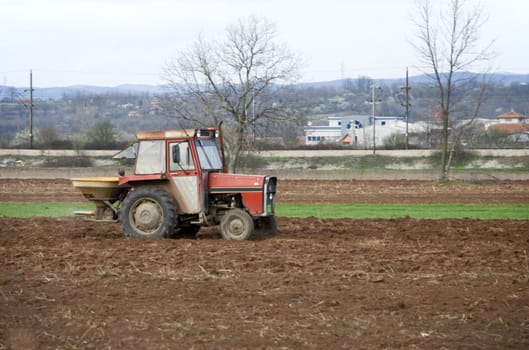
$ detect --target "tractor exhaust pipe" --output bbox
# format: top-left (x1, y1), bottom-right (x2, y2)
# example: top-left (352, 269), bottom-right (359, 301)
top-left (217, 121), bottom-right (228, 173)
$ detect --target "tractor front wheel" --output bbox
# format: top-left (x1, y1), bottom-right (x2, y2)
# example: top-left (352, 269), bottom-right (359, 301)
top-left (121, 187), bottom-right (177, 238)
top-left (220, 209), bottom-right (254, 240)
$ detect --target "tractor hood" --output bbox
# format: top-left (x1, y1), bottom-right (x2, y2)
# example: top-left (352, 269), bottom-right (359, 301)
top-left (208, 173), bottom-right (267, 193)
top-left (208, 173), bottom-right (276, 216)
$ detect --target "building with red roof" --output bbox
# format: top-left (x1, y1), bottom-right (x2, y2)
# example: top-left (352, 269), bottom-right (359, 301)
top-left (487, 110), bottom-right (529, 134)
top-left (496, 110), bottom-right (529, 123)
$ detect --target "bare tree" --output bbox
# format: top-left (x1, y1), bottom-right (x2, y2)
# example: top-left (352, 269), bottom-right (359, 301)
top-left (163, 16), bottom-right (301, 172)
top-left (412, 0), bottom-right (493, 181)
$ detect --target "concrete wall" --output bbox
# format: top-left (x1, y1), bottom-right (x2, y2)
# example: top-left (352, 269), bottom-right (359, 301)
top-left (257, 149), bottom-right (529, 158)
top-left (1, 148), bottom-right (528, 158)
top-left (0, 149), bottom-right (118, 157)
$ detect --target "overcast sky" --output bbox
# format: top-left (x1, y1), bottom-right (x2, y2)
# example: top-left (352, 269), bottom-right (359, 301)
top-left (2, 0), bottom-right (528, 87)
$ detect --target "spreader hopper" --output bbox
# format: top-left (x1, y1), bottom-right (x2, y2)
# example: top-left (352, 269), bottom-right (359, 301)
top-left (71, 177), bottom-right (123, 200)
top-left (71, 177), bottom-right (125, 220)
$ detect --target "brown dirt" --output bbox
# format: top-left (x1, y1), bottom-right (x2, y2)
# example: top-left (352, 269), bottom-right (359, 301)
top-left (1, 178), bottom-right (529, 349)
top-left (3, 178), bottom-right (529, 204)
top-left (278, 179), bottom-right (529, 204)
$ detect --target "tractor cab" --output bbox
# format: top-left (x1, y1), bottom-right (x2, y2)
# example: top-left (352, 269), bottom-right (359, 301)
top-left (131, 128), bottom-right (222, 176)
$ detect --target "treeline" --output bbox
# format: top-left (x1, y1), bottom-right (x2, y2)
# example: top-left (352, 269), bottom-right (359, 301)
top-left (0, 92), bottom-right (173, 149)
top-left (1, 80), bottom-right (528, 149)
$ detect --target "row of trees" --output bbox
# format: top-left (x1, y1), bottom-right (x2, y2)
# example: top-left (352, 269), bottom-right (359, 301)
top-left (3, 77), bottom-right (527, 147)
top-left (13, 121), bottom-right (119, 151)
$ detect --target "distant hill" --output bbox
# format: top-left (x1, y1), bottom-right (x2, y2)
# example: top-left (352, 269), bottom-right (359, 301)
top-left (1, 72), bottom-right (528, 100)
top-left (0, 84), bottom-right (166, 100)
top-left (295, 72), bottom-right (529, 89)
top-left (35, 84), bottom-right (166, 99)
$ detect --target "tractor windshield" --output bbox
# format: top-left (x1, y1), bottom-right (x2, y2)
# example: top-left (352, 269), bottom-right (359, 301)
top-left (195, 139), bottom-right (223, 170)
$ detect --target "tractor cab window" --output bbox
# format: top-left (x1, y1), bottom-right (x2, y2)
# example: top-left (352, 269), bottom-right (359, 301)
top-left (135, 140), bottom-right (166, 174)
top-left (169, 142), bottom-right (195, 172)
top-left (195, 139), bottom-right (223, 170)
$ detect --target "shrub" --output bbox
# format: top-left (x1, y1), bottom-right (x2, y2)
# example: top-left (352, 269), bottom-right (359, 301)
top-left (87, 120), bottom-right (116, 149)
top-left (238, 154), bottom-right (268, 169)
top-left (383, 132), bottom-right (407, 149)
top-left (71, 134), bottom-right (87, 155)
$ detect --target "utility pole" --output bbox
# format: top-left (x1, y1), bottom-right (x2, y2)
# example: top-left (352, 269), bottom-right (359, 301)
top-left (29, 70), bottom-right (34, 149)
top-left (404, 67), bottom-right (410, 150)
top-left (399, 67), bottom-right (411, 149)
top-left (370, 85), bottom-right (381, 155)
top-left (372, 85), bottom-right (376, 154)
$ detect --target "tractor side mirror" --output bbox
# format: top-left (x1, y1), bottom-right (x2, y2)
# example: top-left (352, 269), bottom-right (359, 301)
top-left (172, 144), bottom-right (180, 163)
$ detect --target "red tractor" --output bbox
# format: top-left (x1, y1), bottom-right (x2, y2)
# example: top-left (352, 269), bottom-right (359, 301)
top-left (72, 127), bottom-right (276, 240)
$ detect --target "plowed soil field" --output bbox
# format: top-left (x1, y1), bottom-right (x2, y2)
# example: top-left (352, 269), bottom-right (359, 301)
top-left (1, 178), bottom-right (529, 349)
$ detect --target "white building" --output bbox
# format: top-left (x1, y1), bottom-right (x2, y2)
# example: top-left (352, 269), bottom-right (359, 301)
top-left (304, 115), bottom-right (372, 145)
top-left (304, 117), bottom-right (344, 145)
top-left (348, 116), bottom-right (405, 148)
top-left (305, 115), bottom-right (427, 147)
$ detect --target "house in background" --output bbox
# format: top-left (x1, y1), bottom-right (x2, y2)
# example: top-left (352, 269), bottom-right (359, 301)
top-left (495, 110), bottom-right (529, 124)
top-left (486, 110), bottom-right (529, 142)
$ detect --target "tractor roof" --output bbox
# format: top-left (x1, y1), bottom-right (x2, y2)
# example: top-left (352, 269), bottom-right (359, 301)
top-left (136, 128), bottom-right (216, 141)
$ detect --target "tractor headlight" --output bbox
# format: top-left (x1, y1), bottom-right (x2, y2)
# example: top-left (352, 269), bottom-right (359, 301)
top-left (263, 176), bottom-right (276, 215)
top-left (266, 193), bottom-right (275, 214)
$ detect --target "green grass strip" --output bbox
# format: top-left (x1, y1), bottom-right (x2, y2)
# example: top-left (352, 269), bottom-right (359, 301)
top-left (276, 203), bottom-right (529, 220)
top-left (1, 202), bottom-right (528, 220)
top-left (0, 203), bottom-right (94, 218)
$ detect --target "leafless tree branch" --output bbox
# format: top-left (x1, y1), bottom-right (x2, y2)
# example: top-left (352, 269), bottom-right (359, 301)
top-left (162, 16), bottom-right (301, 172)
top-left (412, 0), bottom-right (493, 181)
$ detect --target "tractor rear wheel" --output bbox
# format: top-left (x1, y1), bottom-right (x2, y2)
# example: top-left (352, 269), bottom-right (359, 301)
top-left (121, 187), bottom-right (177, 238)
top-left (220, 208), bottom-right (254, 240)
